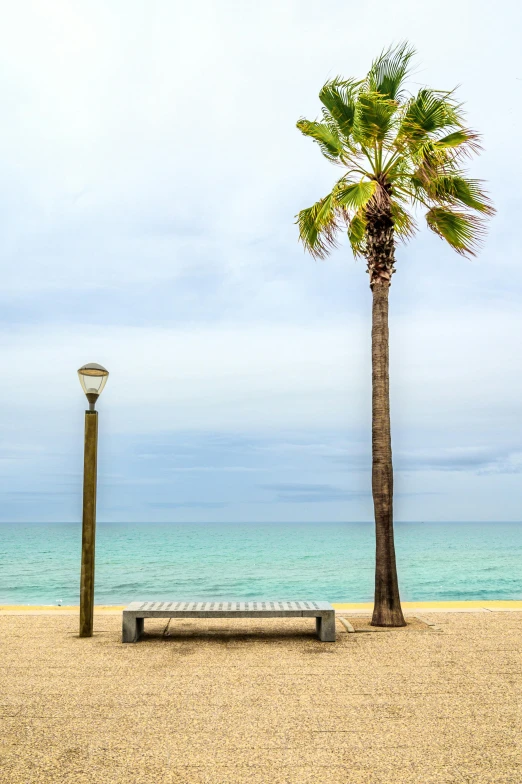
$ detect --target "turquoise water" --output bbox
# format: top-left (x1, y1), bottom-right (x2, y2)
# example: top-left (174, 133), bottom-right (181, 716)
top-left (0, 522), bottom-right (521, 605)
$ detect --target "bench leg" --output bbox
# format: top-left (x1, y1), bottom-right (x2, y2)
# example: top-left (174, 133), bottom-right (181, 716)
top-left (316, 612), bottom-right (336, 642)
top-left (122, 614), bottom-right (143, 643)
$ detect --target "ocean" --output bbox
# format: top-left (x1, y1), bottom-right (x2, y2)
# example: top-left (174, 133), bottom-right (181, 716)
top-left (0, 522), bottom-right (521, 605)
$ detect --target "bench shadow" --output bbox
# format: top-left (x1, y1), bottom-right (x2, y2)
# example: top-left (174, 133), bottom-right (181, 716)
top-left (142, 630), bottom-right (323, 643)
top-left (134, 629), bottom-right (340, 646)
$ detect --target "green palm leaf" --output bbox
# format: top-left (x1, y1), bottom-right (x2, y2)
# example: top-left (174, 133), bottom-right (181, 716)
top-left (354, 91), bottom-right (397, 144)
top-left (434, 129), bottom-right (482, 160)
top-left (436, 129), bottom-right (479, 149)
top-left (426, 207), bottom-right (485, 255)
top-left (296, 119), bottom-right (342, 162)
top-left (347, 210), bottom-right (367, 256)
top-left (367, 41), bottom-right (415, 100)
top-left (390, 201), bottom-right (417, 240)
top-left (296, 193), bottom-right (343, 259)
top-left (319, 79), bottom-right (360, 140)
top-left (335, 179), bottom-right (377, 210)
top-left (428, 175), bottom-right (494, 214)
top-left (398, 89), bottom-right (460, 146)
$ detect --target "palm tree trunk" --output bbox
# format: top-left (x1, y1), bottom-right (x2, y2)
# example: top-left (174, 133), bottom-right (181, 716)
top-left (370, 280), bottom-right (405, 627)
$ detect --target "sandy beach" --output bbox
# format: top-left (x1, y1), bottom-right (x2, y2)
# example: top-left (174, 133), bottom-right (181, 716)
top-left (1, 608), bottom-right (521, 783)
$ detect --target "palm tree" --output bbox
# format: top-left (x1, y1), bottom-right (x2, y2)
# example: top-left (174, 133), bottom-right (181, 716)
top-left (296, 43), bottom-right (494, 627)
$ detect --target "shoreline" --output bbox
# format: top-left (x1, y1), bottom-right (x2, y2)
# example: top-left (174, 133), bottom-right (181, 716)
top-left (2, 599), bottom-right (522, 614)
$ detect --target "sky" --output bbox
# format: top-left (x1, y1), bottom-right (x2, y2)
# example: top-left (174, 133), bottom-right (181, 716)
top-left (1, 0), bottom-right (521, 523)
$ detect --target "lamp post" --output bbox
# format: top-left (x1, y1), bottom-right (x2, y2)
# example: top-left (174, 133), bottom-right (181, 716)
top-left (78, 363), bottom-right (109, 638)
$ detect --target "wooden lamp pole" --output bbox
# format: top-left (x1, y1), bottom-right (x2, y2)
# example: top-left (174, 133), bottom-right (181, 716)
top-left (77, 363), bottom-right (109, 638)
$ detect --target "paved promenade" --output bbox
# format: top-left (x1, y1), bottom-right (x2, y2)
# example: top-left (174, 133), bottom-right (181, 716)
top-left (1, 609), bottom-right (521, 783)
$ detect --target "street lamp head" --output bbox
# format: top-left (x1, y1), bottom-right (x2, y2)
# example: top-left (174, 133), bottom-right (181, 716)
top-left (78, 363), bottom-right (109, 410)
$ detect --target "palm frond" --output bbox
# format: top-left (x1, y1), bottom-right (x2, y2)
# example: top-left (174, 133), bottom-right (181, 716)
top-left (428, 175), bottom-right (495, 215)
top-left (434, 129), bottom-right (482, 159)
top-left (398, 89), bottom-right (461, 146)
top-left (319, 78), bottom-right (360, 140)
top-left (296, 192), bottom-right (344, 259)
top-left (296, 119), bottom-right (342, 162)
top-left (335, 179), bottom-right (377, 210)
top-left (401, 176), bottom-right (430, 209)
top-left (347, 210), bottom-right (367, 257)
top-left (390, 200), bottom-right (417, 241)
top-left (411, 141), bottom-right (459, 179)
top-left (367, 41), bottom-right (416, 100)
top-left (426, 207), bottom-right (485, 256)
top-left (354, 91), bottom-right (397, 144)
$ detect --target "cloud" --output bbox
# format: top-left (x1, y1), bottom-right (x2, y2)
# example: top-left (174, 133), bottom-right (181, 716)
top-left (396, 447), bottom-right (522, 475)
top-left (1, 321), bottom-right (364, 433)
top-left (147, 501), bottom-right (228, 509)
top-left (260, 483), bottom-right (366, 503)
top-left (329, 446), bottom-right (522, 475)
top-left (4, 302), bottom-right (522, 438)
top-left (3, 490), bottom-right (76, 497)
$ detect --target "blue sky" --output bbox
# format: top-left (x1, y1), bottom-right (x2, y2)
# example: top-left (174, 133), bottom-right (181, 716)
top-left (1, 0), bottom-right (521, 522)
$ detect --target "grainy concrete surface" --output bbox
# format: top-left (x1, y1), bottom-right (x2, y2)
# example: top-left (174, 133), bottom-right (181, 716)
top-left (0, 612), bottom-right (521, 783)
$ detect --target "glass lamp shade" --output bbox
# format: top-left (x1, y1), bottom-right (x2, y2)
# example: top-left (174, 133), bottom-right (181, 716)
top-left (78, 363), bottom-right (109, 398)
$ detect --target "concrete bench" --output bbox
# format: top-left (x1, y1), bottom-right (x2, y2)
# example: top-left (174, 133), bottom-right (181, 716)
top-left (122, 600), bottom-right (336, 643)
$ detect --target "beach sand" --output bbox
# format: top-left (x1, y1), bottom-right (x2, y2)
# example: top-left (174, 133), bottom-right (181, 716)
top-left (1, 611), bottom-right (520, 783)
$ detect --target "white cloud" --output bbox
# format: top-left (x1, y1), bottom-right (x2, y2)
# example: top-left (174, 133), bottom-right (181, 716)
top-left (3, 300), bottom-right (521, 438)
top-left (1, 0), bottom-right (520, 296)
top-left (4, 320), bottom-right (363, 432)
